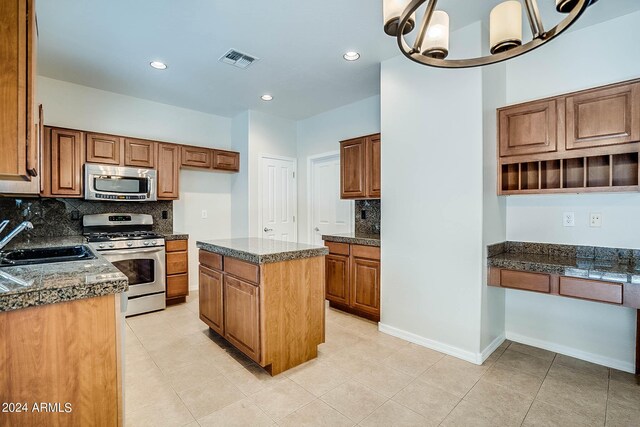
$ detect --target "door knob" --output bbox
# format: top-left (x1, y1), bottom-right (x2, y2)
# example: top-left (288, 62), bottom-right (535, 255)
top-left (264, 227), bottom-right (273, 232)
top-left (314, 227), bottom-right (320, 232)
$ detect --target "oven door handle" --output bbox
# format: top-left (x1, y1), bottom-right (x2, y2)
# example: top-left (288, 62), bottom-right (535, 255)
top-left (100, 248), bottom-right (164, 256)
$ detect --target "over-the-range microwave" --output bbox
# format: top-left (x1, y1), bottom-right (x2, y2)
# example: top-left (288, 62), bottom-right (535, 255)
top-left (84, 164), bottom-right (157, 201)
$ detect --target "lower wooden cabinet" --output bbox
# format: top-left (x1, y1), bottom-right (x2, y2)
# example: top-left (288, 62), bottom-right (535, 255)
top-left (223, 275), bottom-right (260, 361)
top-left (165, 239), bottom-right (189, 305)
top-left (198, 249), bottom-right (325, 375)
top-left (199, 265), bottom-right (224, 335)
top-left (324, 241), bottom-right (380, 321)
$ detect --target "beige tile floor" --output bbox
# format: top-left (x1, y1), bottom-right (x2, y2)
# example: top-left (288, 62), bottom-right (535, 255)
top-left (124, 292), bottom-right (640, 427)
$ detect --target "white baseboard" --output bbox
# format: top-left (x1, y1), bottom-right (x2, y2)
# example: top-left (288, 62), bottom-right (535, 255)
top-left (378, 323), bottom-right (484, 365)
top-left (506, 331), bottom-right (635, 374)
top-left (479, 334), bottom-right (506, 364)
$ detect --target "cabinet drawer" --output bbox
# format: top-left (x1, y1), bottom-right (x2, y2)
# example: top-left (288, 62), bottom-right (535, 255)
top-left (167, 274), bottom-right (189, 298)
top-left (199, 250), bottom-right (222, 271)
top-left (167, 252), bottom-right (188, 275)
top-left (352, 245), bottom-right (380, 261)
top-left (225, 257), bottom-right (260, 285)
top-left (166, 239), bottom-right (188, 252)
top-left (559, 277), bottom-right (623, 304)
top-left (500, 270), bottom-right (550, 293)
top-left (325, 241), bottom-right (349, 256)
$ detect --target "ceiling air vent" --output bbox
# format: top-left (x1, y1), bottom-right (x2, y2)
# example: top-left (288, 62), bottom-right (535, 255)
top-left (219, 49), bottom-right (259, 69)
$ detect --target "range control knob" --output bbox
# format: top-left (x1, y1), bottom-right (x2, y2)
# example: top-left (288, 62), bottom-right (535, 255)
top-left (98, 244), bottom-right (105, 248)
top-left (108, 243), bottom-right (115, 248)
top-left (143, 241), bottom-right (150, 246)
top-left (151, 240), bottom-right (157, 245)
top-left (127, 242), bottom-right (133, 247)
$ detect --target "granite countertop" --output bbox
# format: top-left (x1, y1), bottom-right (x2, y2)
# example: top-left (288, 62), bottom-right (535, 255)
top-left (163, 233), bottom-right (189, 241)
top-left (322, 232), bottom-right (381, 247)
top-left (6, 235), bottom-right (87, 250)
top-left (488, 241), bottom-right (640, 284)
top-left (197, 238), bottom-right (329, 264)
top-left (0, 237), bottom-right (128, 312)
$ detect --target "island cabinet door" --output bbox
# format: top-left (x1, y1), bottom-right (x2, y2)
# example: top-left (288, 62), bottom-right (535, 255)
top-left (350, 257), bottom-right (380, 317)
top-left (199, 266), bottom-right (224, 335)
top-left (224, 275), bottom-right (260, 363)
top-left (325, 254), bottom-right (349, 305)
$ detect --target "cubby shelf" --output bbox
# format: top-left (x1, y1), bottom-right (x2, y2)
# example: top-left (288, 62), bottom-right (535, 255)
top-left (499, 152), bottom-right (639, 195)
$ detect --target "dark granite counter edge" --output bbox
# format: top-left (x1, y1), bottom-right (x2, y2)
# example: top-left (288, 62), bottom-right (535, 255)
top-left (163, 233), bottom-right (189, 241)
top-left (322, 234), bottom-right (381, 247)
top-left (0, 279), bottom-right (128, 313)
top-left (196, 242), bottom-right (329, 265)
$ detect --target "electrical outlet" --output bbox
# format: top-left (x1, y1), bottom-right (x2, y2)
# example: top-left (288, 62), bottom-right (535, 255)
top-left (201, 210), bottom-right (208, 219)
top-left (590, 213), bottom-right (602, 227)
top-left (563, 212), bottom-right (575, 227)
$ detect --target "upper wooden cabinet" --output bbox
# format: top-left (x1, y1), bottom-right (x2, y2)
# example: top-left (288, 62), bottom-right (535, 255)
top-left (499, 100), bottom-right (557, 157)
top-left (41, 127), bottom-right (83, 197)
top-left (86, 133), bottom-right (122, 165)
top-left (181, 145), bottom-right (211, 168)
top-left (498, 79), bottom-right (640, 195)
top-left (157, 143), bottom-right (180, 200)
top-left (124, 138), bottom-right (155, 168)
top-left (564, 83), bottom-right (640, 150)
top-left (0, 0), bottom-right (37, 182)
top-left (340, 133), bottom-right (381, 199)
top-left (212, 149), bottom-right (240, 172)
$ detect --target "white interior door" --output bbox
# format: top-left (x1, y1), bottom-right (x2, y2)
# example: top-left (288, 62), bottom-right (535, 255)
top-left (310, 154), bottom-right (353, 245)
top-left (261, 156), bottom-right (297, 242)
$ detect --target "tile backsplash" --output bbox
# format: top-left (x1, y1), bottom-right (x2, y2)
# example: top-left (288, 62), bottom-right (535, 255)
top-left (355, 200), bottom-right (381, 235)
top-left (0, 198), bottom-right (173, 243)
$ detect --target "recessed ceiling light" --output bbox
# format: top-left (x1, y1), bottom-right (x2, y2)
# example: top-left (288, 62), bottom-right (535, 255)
top-left (343, 51), bottom-right (360, 61)
top-left (261, 94), bottom-right (273, 101)
top-left (150, 61), bottom-right (167, 70)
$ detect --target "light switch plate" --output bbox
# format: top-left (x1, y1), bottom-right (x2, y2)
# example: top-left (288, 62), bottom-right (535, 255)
top-left (590, 213), bottom-right (602, 227)
top-left (201, 210), bottom-right (208, 219)
top-left (563, 212), bottom-right (575, 227)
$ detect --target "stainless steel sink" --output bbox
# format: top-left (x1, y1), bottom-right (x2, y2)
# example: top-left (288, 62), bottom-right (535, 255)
top-left (0, 245), bottom-right (96, 267)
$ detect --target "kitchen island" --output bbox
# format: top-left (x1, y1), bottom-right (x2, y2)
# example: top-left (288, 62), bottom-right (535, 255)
top-left (196, 238), bottom-right (328, 375)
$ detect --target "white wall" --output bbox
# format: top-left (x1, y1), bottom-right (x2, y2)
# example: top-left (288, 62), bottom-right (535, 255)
top-left (504, 11), bottom-right (640, 371)
top-left (38, 76), bottom-right (233, 290)
top-left (246, 111), bottom-right (298, 238)
top-left (230, 111), bottom-right (250, 238)
top-left (380, 23), bottom-right (487, 361)
top-left (296, 96), bottom-right (381, 242)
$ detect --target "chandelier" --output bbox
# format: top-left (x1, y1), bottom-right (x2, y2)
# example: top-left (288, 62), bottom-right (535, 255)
top-left (383, 0), bottom-right (598, 68)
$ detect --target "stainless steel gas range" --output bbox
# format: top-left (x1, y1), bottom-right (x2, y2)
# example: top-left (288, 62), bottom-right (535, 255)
top-left (83, 213), bottom-right (166, 316)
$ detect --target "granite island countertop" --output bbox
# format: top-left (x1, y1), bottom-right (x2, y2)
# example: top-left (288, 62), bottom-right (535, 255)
top-left (488, 241), bottom-right (640, 284)
top-left (322, 232), bottom-right (380, 247)
top-left (0, 237), bottom-right (128, 312)
top-left (163, 232), bottom-right (189, 241)
top-left (197, 238), bottom-right (328, 264)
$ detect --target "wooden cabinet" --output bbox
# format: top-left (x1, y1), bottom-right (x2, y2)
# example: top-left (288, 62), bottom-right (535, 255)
top-left (497, 79), bottom-right (640, 195)
top-left (41, 127), bottom-right (83, 197)
top-left (213, 149), bottom-right (240, 172)
top-left (499, 100), bottom-right (557, 157)
top-left (86, 133), bottom-right (122, 165)
top-left (564, 82), bottom-right (640, 150)
top-left (165, 239), bottom-right (189, 305)
top-left (124, 138), bottom-right (155, 168)
top-left (198, 249), bottom-right (325, 375)
top-left (199, 265), bottom-right (224, 335)
top-left (0, 0), bottom-right (37, 182)
top-left (324, 241), bottom-right (380, 321)
top-left (340, 134), bottom-right (381, 199)
top-left (224, 275), bottom-right (260, 362)
top-left (181, 145), bottom-right (211, 168)
top-left (157, 143), bottom-right (180, 200)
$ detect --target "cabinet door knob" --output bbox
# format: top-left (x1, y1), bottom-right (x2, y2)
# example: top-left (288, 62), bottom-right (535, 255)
top-left (263, 227), bottom-right (273, 232)
top-left (314, 227), bottom-right (320, 232)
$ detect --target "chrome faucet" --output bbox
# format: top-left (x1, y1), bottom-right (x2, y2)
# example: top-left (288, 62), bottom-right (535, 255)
top-left (0, 221), bottom-right (34, 251)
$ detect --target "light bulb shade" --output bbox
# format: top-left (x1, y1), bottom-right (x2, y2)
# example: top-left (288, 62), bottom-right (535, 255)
top-left (422, 11), bottom-right (449, 59)
top-left (383, 0), bottom-right (416, 36)
top-left (490, 1), bottom-right (523, 55)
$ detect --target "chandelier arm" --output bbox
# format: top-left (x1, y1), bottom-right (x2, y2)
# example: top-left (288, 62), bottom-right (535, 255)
top-left (412, 0), bottom-right (439, 54)
top-left (523, 0), bottom-right (545, 39)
